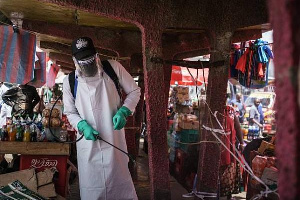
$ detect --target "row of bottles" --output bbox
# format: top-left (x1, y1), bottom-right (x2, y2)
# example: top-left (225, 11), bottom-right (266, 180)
top-left (0, 114), bottom-right (75, 142)
top-left (0, 124), bottom-right (37, 142)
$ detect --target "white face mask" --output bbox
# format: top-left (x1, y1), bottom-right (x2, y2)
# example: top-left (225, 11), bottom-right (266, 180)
top-left (73, 54), bottom-right (100, 77)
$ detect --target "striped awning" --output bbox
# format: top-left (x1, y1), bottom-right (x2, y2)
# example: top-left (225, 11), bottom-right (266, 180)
top-left (0, 25), bottom-right (36, 84)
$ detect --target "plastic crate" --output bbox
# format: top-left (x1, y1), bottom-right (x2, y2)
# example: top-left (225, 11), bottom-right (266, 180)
top-left (177, 129), bottom-right (199, 152)
top-left (20, 155), bottom-right (68, 197)
top-left (179, 129), bottom-right (199, 143)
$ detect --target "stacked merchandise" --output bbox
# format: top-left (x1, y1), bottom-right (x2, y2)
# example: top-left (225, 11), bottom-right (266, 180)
top-left (176, 114), bottom-right (199, 152)
top-left (229, 39), bottom-right (274, 89)
top-left (247, 138), bottom-right (277, 199)
top-left (173, 86), bottom-right (190, 104)
top-left (0, 105), bottom-right (72, 143)
top-left (168, 86), bottom-right (200, 153)
top-left (168, 86), bottom-right (201, 184)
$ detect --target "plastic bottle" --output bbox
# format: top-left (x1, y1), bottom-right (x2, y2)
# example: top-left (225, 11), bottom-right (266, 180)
top-left (16, 125), bottom-right (24, 142)
top-left (7, 125), bottom-right (12, 135)
top-left (1, 125), bottom-right (8, 141)
top-left (8, 125), bottom-right (16, 141)
top-left (30, 125), bottom-right (37, 142)
top-left (59, 124), bottom-right (68, 142)
top-left (248, 126), bottom-right (253, 140)
top-left (23, 125), bottom-right (31, 142)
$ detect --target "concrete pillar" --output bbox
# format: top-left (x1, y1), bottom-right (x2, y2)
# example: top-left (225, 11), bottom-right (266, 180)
top-left (196, 31), bottom-right (232, 194)
top-left (142, 29), bottom-right (170, 200)
top-left (268, 0), bottom-right (300, 199)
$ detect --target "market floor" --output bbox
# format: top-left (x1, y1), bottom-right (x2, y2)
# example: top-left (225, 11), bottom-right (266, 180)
top-left (68, 140), bottom-right (189, 200)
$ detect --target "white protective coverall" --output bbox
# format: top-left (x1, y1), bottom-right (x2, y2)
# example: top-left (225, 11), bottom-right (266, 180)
top-left (63, 60), bottom-right (141, 200)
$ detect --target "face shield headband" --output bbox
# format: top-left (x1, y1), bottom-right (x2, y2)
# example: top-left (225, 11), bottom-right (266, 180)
top-left (75, 54), bottom-right (99, 77)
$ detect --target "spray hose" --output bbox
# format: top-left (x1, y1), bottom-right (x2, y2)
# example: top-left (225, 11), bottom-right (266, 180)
top-left (48, 93), bottom-right (135, 163)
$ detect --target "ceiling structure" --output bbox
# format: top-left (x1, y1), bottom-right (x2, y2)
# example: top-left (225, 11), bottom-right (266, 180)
top-left (0, 1), bottom-right (273, 199)
top-left (0, 0), bottom-right (271, 73)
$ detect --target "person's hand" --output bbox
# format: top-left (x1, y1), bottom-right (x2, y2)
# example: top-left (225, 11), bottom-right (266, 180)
top-left (259, 124), bottom-right (263, 129)
top-left (239, 143), bottom-right (244, 152)
top-left (113, 106), bottom-right (132, 130)
top-left (77, 120), bottom-right (99, 141)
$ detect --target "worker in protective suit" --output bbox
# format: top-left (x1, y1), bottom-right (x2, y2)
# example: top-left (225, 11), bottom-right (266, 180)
top-left (63, 37), bottom-right (141, 200)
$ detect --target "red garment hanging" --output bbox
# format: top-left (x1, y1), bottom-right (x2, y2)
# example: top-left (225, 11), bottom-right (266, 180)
top-left (221, 106), bottom-right (237, 166)
top-left (235, 49), bottom-right (249, 73)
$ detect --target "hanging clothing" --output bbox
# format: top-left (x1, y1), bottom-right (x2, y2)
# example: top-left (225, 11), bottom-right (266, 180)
top-left (220, 106), bottom-right (242, 197)
top-left (221, 106), bottom-right (236, 166)
top-left (231, 39), bottom-right (273, 89)
top-left (229, 44), bottom-right (242, 78)
top-left (63, 60), bottom-right (141, 200)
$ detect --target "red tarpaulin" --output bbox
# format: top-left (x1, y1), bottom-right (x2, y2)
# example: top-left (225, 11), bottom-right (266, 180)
top-left (170, 65), bottom-right (209, 86)
top-left (0, 25), bottom-right (36, 84)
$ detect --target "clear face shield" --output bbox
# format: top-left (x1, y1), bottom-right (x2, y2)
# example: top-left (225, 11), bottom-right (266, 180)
top-left (73, 54), bottom-right (101, 77)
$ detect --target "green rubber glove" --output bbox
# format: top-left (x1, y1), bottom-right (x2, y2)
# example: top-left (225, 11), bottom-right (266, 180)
top-left (113, 106), bottom-right (132, 130)
top-left (77, 120), bottom-right (99, 141)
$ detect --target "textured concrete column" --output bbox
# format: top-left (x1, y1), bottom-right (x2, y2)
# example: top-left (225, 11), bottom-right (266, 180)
top-left (268, 0), bottom-right (300, 199)
top-left (142, 29), bottom-right (170, 200)
top-left (196, 31), bottom-right (232, 195)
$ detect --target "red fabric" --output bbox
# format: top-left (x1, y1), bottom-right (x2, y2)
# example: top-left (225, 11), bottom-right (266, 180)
top-left (170, 65), bottom-right (208, 86)
top-left (221, 106), bottom-right (237, 166)
top-left (257, 63), bottom-right (264, 78)
top-left (235, 49), bottom-right (249, 73)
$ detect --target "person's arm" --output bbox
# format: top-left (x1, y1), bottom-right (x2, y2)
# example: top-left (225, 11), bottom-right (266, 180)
top-left (234, 115), bottom-right (244, 150)
top-left (62, 76), bottom-right (83, 131)
top-left (2, 88), bottom-right (18, 107)
top-left (110, 60), bottom-right (141, 113)
top-left (249, 108), bottom-right (263, 128)
top-left (31, 87), bottom-right (41, 108)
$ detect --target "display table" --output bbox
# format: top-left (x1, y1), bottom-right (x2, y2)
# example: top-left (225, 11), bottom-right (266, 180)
top-left (0, 142), bottom-right (70, 197)
top-left (0, 142), bottom-right (70, 155)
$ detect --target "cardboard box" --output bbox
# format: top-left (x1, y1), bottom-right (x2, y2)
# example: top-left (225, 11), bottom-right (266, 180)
top-left (258, 140), bottom-right (275, 154)
top-left (20, 155), bottom-right (68, 197)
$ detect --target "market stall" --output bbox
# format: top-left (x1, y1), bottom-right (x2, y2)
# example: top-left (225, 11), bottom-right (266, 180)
top-left (167, 65), bottom-right (208, 189)
top-left (0, 25), bottom-right (74, 199)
